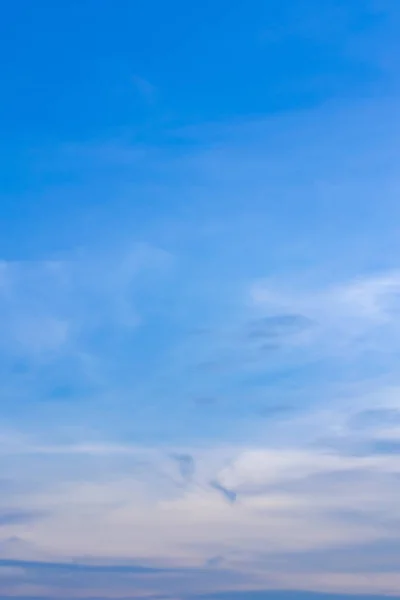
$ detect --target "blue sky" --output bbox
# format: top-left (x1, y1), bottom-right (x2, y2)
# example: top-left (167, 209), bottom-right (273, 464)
top-left (1, 1), bottom-right (400, 599)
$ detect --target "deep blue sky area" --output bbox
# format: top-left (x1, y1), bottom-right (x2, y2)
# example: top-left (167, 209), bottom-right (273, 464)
top-left (0, 0), bottom-right (395, 141)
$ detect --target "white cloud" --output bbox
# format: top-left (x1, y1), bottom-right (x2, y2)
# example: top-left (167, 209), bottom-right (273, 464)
top-left (0, 411), bottom-right (399, 585)
top-left (251, 270), bottom-right (400, 323)
top-left (249, 271), bottom-right (400, 361)
top-left (1, 359), bottom-right (400, 595)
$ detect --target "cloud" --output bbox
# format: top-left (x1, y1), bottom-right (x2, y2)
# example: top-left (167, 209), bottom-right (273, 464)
top-left (194, 594), bottom-right (400, 600)
top-left (0, 242), bottom-right (175, 438)
top-left (0, 557), bottom-right (164, 573)
top-left (173, 454), bottom-right (196, 483)
top-left (0, 397), bottom-right (400, 596)
top-left (349, 408), bottom-right (400, 431)
top-left (0, 511), bottom-right (44, 527)
top-left (209, 480), bottom-right (237, 505)
top-left (0, 243), bottom-right (173, 358)
top-left (248, 272), bottom-right (400, 370)
top-left (246, 314), bottom-right (313, 341)
top-left (250, 271), bottom-right (400, 328)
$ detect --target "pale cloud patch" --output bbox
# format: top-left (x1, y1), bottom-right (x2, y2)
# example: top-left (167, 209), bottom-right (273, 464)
top-left (249, 271), bottom-right (400, 360)
top-left (0, 243), bottom-right (173, 363)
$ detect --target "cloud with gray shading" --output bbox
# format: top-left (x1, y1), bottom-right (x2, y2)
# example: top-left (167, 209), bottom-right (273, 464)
top-left (246, 314), bottom-right (313, 341)
top-left (193, 397), bottom-right (218, 407)
top-left (368, 440), bottom-right (400, 455)
top-left (0, 510), bottom-right (45, 526)
top-left (0, 557), bottom-right (165, 573)
top-left (349, 408), bottom-right (400, 431)
top-left (255, 404), bottom-right (294, 418)
top-left (210, 480), bottom-right (237, 504)
top-left (173, 453), bottom-right (196, 483)
top-left (191, 591), bottom-right (400, 600)
top-left (0, 556), bottom-right (253, 599)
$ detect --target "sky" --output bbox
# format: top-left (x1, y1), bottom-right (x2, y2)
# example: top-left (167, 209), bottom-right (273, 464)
top-left (1, 1), bottom-right (400, 598)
